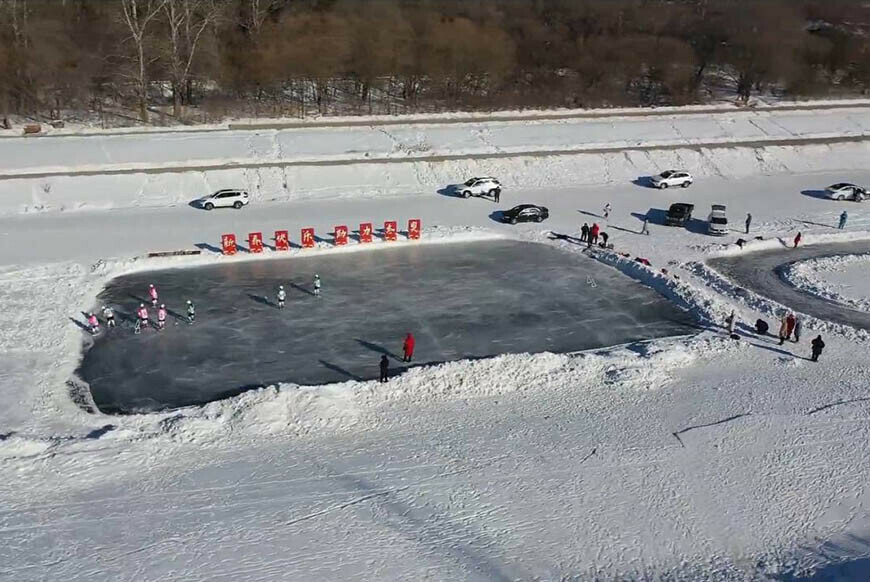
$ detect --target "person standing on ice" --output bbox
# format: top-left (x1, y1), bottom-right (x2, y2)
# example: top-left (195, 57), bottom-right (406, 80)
top-left (186, 300), bottom-right (195, 324)
top-left (157, 304), bottom-right (167, 330)
top-left (794, 232), bottom-right (802, 248)
top-left (793, 317), bottom-right (802, 343)
top-left (580, 223), bottom-right (589, 243)
top-left (603, 203), bottom-right (612, 219)
top-left (102, 305), bottom-right (115, 328)
top-left (277, 285), bottom-right (286, 309)
top-left (148, 284), bottom-right (158, 307)
top-left (137, 304), bottom-right (149, 330)
top-left (87, 312), bottom-right (100, 335)
top-left (379, 355), bottom-right (390, 383)
top-left (313, 274), bottom-right (321, 297)
top-left (402, 332), bottom-right (415, 363)
top-left (745, 213), bottom-right (752, 234)
top-left (811, 335), bottom-right (825, 362)
top-left (838, 210), bottom-right (848, 230)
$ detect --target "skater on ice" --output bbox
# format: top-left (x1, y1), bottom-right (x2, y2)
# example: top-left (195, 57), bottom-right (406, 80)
top-left (87, 312), bottom-right (100, 335)
top-left (811, 335), bottom-right (825, 362)
top-left (102, 305), bottom-right (115, 328)
top-left (157, 304), bottom-right (167, 330)
top-left (313, 274), bottom-right (321, 297)
top-left (277, 285), bottom-right (286, 308)
top-left (136, 304), bottom-right (149, 333)
top-left (148, 284), bottom-right (158, 307)
top-left (186, 300), bottom-right (195, 324)
top-left (402, 332), bottom-right (415, 363)
top-left (379, 355), bottom-right (390, 383)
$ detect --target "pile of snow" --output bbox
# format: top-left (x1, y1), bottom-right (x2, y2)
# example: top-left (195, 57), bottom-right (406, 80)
top-left (781, 253), bottom-right (870, 312)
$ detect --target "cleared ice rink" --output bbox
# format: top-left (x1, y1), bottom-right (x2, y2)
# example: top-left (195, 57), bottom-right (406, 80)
top-left (79, 240), bottom-right (694, 413)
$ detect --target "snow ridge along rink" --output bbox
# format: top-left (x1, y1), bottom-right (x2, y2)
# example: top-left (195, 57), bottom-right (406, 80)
top-left (3, 104), bottom-right (870, 580)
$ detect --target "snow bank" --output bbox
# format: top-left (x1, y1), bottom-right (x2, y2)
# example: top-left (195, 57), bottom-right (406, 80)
top-left (781, 253), bottom-right (870, 312)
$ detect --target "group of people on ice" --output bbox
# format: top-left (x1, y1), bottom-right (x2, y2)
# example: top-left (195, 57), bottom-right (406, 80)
top-left (85, 283), bottom-right (195, 335)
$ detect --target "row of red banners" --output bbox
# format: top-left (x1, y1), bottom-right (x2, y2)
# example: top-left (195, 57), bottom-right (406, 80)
top-left (221, 219), bottom-right (421, 255)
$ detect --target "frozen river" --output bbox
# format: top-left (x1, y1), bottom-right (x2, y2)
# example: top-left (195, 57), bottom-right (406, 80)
top-left (79, 240), bottom-right (695, 413)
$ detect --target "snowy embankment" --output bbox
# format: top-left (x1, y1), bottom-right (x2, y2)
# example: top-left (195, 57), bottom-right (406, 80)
top-left (0, 104), bottom-right (867, 215)
top-left (781, 253), bottom-right (870, 312)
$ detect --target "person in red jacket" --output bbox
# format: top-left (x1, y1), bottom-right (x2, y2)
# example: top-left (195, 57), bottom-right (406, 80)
top-left (588, 223), bottom-right (600, 247)
top-left (402, 332), bottom-right (415, 362)
top-left (794, 232), bottom-right (802, 248)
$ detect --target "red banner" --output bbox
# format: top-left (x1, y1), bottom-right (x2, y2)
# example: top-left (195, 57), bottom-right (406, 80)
top-left (221, 234), bottom-right (237, 255)
top-left (248, 232), bottom-right (263, 253)
top-left (384, 220), bottom-right (398, 241)
top-left (301, 228), bottom-right (315, 249)
top-left (275, 230), bottom-right (289, 251)
top-left (334, 225), bottom-right (348, 246)
top-left (408, 219), bottom-right (421, 240)
top-left (359, 222), bottom-right (373, 243)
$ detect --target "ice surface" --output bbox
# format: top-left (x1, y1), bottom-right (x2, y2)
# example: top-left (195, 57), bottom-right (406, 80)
top-left (79, 240), bottom-right (694, 413)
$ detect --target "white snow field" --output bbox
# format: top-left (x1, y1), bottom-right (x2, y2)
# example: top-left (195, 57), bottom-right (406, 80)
top-left (782, 254), bottom-right (870, 313)
top-left (2, 104), bottom-right (870, 581)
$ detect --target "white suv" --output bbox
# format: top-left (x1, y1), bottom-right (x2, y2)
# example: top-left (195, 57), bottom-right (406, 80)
top-left (651, 170), bottom-right (693, 189)
top-left (458, 177), bottom-right (501, 198)
top-left (197, 189), bottom-right (250, 210)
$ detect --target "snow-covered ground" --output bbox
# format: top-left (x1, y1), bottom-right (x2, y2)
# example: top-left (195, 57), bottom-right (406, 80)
top-left (782, 254), bottom-right (870, 312)
top-left (2, 106), bottom-right (870, 581)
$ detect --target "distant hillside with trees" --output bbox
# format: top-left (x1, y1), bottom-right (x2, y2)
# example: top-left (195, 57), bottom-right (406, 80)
top-left (1, 0), bottom-right (868, 126)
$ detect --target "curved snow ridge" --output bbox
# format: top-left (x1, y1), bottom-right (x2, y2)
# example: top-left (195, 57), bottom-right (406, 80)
top-left (140, 339), bottom-right (703, 445)
top-left (782, 254), bottom-right (870, 312)
top-left (707, 230), bottom-right (870, 259)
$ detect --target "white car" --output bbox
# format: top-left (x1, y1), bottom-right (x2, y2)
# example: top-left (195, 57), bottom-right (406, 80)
top-left (196, 189), bottom-right (250, 210)
top-left (825, 183), bottom-right (866, 201)
top-left (651, 170), bottom-right (693, 189)
top-left (458, 177), bottom-right (501, 198)
top-left (707, 204), bottom-right (728, 236)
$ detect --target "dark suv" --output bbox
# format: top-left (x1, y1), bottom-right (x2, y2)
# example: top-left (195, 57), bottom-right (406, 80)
top-left (665, 203), bottom-right (694, 226)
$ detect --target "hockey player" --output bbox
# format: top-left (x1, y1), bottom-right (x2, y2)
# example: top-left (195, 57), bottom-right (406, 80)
top-left (277, 285), bottom-right (286, 308)
top-left (87, 312), bottom-right (100, 335)
top-left (186, 300), bottom-right (195, 324)
top-left (157, 304), bottom-right (167, 330)
top-left (137, 304), bottom-right (149, 330)
top-left (313, 274), bottom-right (321, 297)
top-left (148, 284), bottom-right (158, 307)
top-left (102, 305), bottom-right (116, 328)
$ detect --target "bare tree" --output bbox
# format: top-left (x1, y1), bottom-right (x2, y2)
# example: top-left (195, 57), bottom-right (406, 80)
top-left (163, 0), bottom-right (219, 118)
top-left (120, 0), bottom-right (167, 122)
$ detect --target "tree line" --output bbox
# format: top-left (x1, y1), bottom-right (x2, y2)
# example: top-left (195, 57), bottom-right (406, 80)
top-left (1, 0), bottom-right (868, 126)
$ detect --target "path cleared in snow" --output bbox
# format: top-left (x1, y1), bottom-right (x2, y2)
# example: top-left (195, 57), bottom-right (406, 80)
top-left (79, 240), bottom-right (694, 413)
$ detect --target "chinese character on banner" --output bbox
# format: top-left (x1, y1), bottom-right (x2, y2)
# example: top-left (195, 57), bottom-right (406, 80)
top-left (359, 223), bottom-right (373, 243)
top-left (334, 225), bottom-right (348, 246)
top-left (384, 220), bottom-right (397, 241)
top-left (248, 232), bottom-right (263, 253)
top-left (221, 234), bottom-right (237, 255)
top-left (301, 228), bottom-right (315, 249)
top-left (275, 230), bottom-right (289, 251)
top-left (408, 219), bottom-right (421, 240)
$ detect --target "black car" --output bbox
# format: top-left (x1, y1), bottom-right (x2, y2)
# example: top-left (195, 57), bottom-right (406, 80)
top-left (665, 203), bottom-right (694, 226)
top-left (501, 204), bottom-right (549, 224)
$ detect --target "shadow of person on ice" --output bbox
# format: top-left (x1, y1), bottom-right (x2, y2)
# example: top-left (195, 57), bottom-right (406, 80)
top-left (354, 338), bottom-right (402, 360)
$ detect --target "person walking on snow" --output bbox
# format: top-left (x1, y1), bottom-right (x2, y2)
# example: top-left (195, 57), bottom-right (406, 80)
top-left (379, 355), bottom-right (390, 383)
top-left (157, 304), bottom-right (167, 330)
top-left (580, 223), bottom-right (589, 243)
top-left (793, 317), bottom-right (802, 343)
top-left (277, 285), bottom-right (286, 309)
top-left (778, 313), bottom-right (789, 345)
top-left (794, 232), bottom-right (802, 248)
top-left (148, 284), bottom-right (158, 307)
top-left (641, 217), bottom-right (650, 235)
top-left (589, 223), bottom-right (600, 247)
top-left (186, 300), bottom-right (195, 324)
top-left (313, 274), bottom-right (321, 297)
top-left (402, 332), bottom-right (415, 363)
top-left (838, 210), bottom-right (848, 230)
top-left (603, 203), bottom-right (612, 219)
top-left (786, 312), bottom-right (796, 341)
top-left (725, 310), bottom-right (736, 335)
top-left (811, 335), bottom-right (825, 362)
top-left (87, 312), bottom-right (100, 335)
top-left (102, 305), bottom-right (115, 328)
top-left (745, 213), bottom-right (752, 234)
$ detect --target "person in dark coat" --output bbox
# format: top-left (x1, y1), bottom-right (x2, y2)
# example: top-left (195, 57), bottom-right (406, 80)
top-left (402, 332), bottom-right (415, 362)
top-left (794, 232), bottom-right (802, 248)
top-left (379, 355), bottom-right (389, 382)
top-left (755, 318), bottom-right (769, 335)
top-left (580, 223), bottom-right (589, 242)
top-left (811, 335), bottom-right (825, 362)
top-left (599, 232), bottom-right (609, 248)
